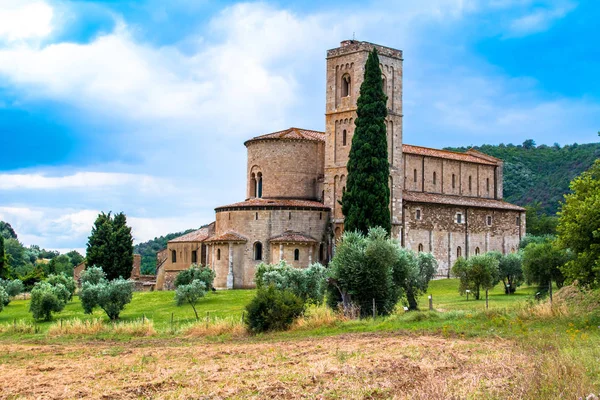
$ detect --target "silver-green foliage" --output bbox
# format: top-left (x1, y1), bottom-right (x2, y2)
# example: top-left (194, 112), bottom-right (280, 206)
top-left (0, 287), bottom-right (8, 312)
top-left (29, 281), bottom-right (68, 321)
top-left (255, 261), bottom-right (327, 305)
top-left (79, 266), bottom-right (134, 320)
top-left (174, 264), bottom-right (215, 289)
top-left (452, 254), bottom-right (500, 300)
top-left (46, 274), bottom-right (76, 301)
top-left (0, 278), bottom-right (24, 305)
top-left (174, 279), bottom-right (207, 320)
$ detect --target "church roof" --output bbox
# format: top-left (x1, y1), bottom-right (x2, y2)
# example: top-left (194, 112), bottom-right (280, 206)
top-left (205, 231), bottom-right (248, 243)
top-left (244, 127), bottom-right (325, 146)
top-left (402, 144), bottom-right (499, 166)
top-left (269, 231), bottom-right (319, 244)
top-left (168, 222), bottom-right (215, 243)
top-left (215, 198), bottom-right (330, 211)
top-left (403, 191), bottom-right (525, 211)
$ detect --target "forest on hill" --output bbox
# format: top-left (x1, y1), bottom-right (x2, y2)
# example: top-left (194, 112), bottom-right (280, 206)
top-left (447, 139), bottom-right (600, 214)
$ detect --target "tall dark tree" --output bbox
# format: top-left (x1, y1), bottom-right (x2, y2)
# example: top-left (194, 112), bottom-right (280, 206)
top-left (86, 212), bottom-right (134, 280)
top-left (0, 221), bottom-right (17, 240)
top-left (111, 212), bottom-right (134, 280)
top-left (341, 49), bottom-right (391, 235)
top-left (0, 236), bottom-right (7, 279)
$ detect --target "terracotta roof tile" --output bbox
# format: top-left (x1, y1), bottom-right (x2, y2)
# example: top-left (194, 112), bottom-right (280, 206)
top-left (269, 231), bottom-right (318, 244)
top-left (168, 222), bottom-right (215, 243)
top-left (206, 231), bottom-right (248, 243)
top-left (216, 198), bottom-right (330, 211)
top-left (402, 144), bottom-right (499, 166)
top-left (403, 191), bottom-right (525, 211)
top-left (244, 127), bottom-right (325, 145)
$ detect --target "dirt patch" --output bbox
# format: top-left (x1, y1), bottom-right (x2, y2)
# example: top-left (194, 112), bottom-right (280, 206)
top-left (0, 332), bottom-right (534, 399)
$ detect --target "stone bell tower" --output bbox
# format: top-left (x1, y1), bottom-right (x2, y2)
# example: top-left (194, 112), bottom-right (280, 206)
top-left (323, 40), bottom-right (404, 240)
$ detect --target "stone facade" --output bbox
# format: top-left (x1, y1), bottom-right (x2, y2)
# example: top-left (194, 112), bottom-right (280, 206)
top-left (74, 254), bottom-right (156, 291)
top-left (155, 40), bottom-right (525, 290)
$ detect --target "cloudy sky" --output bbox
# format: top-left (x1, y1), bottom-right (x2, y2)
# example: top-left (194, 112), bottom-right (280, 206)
top-left (0, 0), bottom-right (598, 253)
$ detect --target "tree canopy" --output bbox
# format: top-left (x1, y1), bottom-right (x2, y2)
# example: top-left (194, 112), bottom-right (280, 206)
top-left (557, 159), bottom-right (600, 286)
top-left (341, 48), bottom-right (391, 235)
top-left (86, 212), bottom-right (134, 280)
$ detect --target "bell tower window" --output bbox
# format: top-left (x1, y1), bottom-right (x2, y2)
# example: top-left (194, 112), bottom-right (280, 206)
top-left (342, 129), bottom-right (347, 146)
top-left (250, 173), bottom-right (257, 198)
top-left (257, 172), bottom-right (263, 198)
top-left (341, 74), bottom-right (351, 97)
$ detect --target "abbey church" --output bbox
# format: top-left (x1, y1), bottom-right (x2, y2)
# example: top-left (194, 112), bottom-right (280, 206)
top-left (156, 40), bottom-right (525, 290)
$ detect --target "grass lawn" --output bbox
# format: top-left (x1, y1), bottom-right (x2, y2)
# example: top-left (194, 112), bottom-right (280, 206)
top-left (0, 289), bottom-right (255, 331)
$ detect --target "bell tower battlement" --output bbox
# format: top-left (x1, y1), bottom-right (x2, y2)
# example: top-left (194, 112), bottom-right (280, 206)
top-left (324, 40), bottom-right (404, 239)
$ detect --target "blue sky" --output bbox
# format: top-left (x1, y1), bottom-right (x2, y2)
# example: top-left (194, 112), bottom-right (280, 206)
top-left (0, 0), bottom-right (598, 253)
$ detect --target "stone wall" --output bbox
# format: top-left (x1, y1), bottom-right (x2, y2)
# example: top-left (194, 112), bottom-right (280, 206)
top-left (403, 202), bottom-right (525, 277)
top-left (207, 207), bottom-right (330, 289)
top-left (246, 139), bottom-right (325, 200)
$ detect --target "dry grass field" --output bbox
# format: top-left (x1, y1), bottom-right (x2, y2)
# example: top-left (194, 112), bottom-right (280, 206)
top-left (0, 332), bottom-right (549, 399)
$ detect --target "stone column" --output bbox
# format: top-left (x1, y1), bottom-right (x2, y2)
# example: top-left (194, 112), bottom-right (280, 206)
top-left (227, 243), bottom-right (234, 289)
top-left (308, 246), bottom-right (313, 265)
top-left (279, 244), bottom-right (284, 261)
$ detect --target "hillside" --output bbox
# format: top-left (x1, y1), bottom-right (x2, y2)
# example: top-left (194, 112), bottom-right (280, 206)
top-left (446, 140), bottom-right (600, 214)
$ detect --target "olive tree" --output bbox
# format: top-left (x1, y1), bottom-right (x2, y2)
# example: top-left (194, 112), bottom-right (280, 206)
top-left (0, 278), bottom-right (24, 306)
top-left (79, 266), bottom-right (134, 320)
top-left (255, 261), bottom-right (327, 305)
top-left (174, 279), bottom-right (207, 320)
top-left (452, 254), bottom-right (499, 300)
top-left (29, 281), bottom-right (68, 321)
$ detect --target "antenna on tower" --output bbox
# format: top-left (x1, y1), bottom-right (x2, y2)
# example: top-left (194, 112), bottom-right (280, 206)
top-left (352, 32), bottom-right (356, 41)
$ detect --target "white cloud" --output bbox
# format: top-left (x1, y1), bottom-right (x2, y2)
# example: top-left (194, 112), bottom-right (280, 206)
top-left (0, 171), bottom-right (163, 190)
top-left (506, 1), bottom-right (577, 37)
top-left (0, 1), bottom-right (54, 42)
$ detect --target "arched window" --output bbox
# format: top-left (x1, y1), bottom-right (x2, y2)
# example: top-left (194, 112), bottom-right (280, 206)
top-left (418, 243), bottom-right (424, 253)
top-left (516, 216), bottom-right (520, 226)
top-left (486, 178), bottom-right (490, 192)
top-left (433, 171), bottom-right (437, 185)
top-left (456, 212), bottom-right (463, 224)
top-left (457, 246), bottom-right (462, 258)
top-left (413, 169), bottom-right (418, 183)
top-left (416, 209), bottom-right (421, 220)
top-left (254, 242), bottom-right (263, 261)
top-left (294, 249), bottom-right (300, 261)
top-left (341, 74), bottom-right (351, 97)
top-left (255, 212), bottom-right (258, 220)
top-left (342, 129), bottom-right (347, 146)
top-left (319, 212), bottom-right (323, 220)
top-left (382, 75), bottom-right (387, 95)
top-left (487, 216), bottom-right (492, 226)
top-left (342, 186), bottom-right (346, 194)
top-left (475, 247), bottom-right (480, 255)
top-left (452, 174), bottom-right (456, 189)
top-left (468, 176), bottom-right (472, 192)
top-left (191, 250), bottom-right (197, 263)
top-left (257, 172), bottom-right (263, 198)
top-left (217, 248), bottom-right (221, 261)
top-left (319, 243), bottom-right (324, 261)
top-left (288, 212), bottom-right (292, 220)
top-left (171, 250), bottom-right (177, 263)
top-left (250, 173), bottom-right (257, 197)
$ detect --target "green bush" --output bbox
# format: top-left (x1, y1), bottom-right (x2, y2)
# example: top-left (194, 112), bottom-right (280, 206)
top-left (244, 285), bottom-right (305, 333)
top-left (0, 278), bottom-right (24, 305)
top-left (255, 261), bottom-right (327, 305)
top-left (79, 266), bottom-right (134, 320)
top-left (0, 287), bottom-right (8, 313)
top-left (29, 281), bottom-right (68, 321)
top-left (452, 254), bottom-right (499, 300)
top-left (175, 279), bottom-right (207, 320)
top-left (46, 274), bottom-right (76, 301)
top-left (174, 264), bottom-right (215, 290)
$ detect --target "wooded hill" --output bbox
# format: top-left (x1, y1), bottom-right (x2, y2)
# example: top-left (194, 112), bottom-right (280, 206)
top-left (446, 140), bottom-right (600, 214)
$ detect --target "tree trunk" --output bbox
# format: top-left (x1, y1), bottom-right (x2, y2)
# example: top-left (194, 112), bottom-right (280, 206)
top-left (406, 288), bottom-right (418, 311)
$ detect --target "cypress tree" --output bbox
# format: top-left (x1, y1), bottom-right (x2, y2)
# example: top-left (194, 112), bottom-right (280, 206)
top-left (341, 48), bottom-right (391, 235)
top-left (86, 212), bottom-right (134, 280)
top-left (86, 212), bottom-right (113, 275)
top-left (0, 236), bottom-right (6, 278)
top-left (111, 212), bottom-right (134, 280)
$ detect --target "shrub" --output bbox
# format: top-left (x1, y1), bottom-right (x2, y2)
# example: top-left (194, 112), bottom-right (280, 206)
top-left (0, 278), bottom-right (24, 306)
top-left (452, 254), bottom-right (499, 300)
top-left (46, 274), bottom-right (76, 301)
top-left (522, 241), bottom-right (570, 291)
top-left (174, 264), bottom-right (215, 290)
top-left (29, 281), bottom-right (67, 321)
top-left (255, 261), bottom-right (327, 305)
top-left (0, 287), bottom-right (8, 313)
top-left (497, 252), bottom-right (524, 294)
top-left (80, 268), bottom-right (134, 320)
top-left (401, 250), bottom-right (438, 310)
top-left (244, 285), bottom-right (305, 333)
top-left (175, 279), bottom-right (207, 320)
